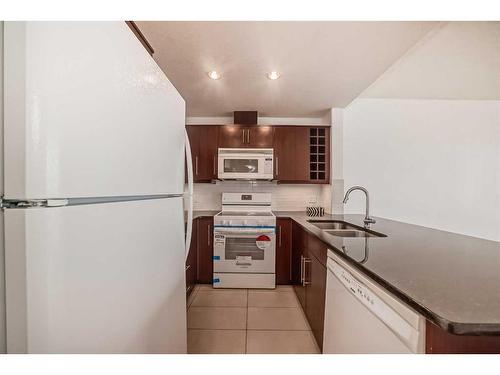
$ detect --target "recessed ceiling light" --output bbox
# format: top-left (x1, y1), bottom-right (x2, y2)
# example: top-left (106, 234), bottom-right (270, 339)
top-left (267, 71), bottom-right (280, 80)
top-left (207, 70), bottom-right (221, 80)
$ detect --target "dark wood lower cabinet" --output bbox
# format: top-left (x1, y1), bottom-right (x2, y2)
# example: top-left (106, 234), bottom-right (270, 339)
top-left (292, 222), bottom-right (307, 310)
top-left (196, 217), bottom-right (214, 284)
top-left (426, 322), bottom-right (500, 354)
top-left (305, 250), bottom-right (327, 352)
top-left (291, 222), bottom-right (327, 351)
top-left (185, 220), bottom-right (198, 297)
top-left (275, 218), bottom-right (292, 284)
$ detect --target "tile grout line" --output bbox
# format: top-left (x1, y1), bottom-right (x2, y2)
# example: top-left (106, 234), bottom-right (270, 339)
top-left (245, 288), bottom-right (249, 354)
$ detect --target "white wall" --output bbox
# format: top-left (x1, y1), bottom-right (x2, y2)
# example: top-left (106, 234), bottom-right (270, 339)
top-left (343, 22), bottom-right (500, 241)
top-left (344, 99), bottom-right (500, 241)
top-left (194, 181), bottom-right (325, 211)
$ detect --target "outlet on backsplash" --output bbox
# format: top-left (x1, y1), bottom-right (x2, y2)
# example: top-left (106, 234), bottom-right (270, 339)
top-left (308, 196), bottom-right (318, 206)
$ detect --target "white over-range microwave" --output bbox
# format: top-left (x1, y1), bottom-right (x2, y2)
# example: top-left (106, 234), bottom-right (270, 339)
top-left (218, 148), bottom-right (274, 180)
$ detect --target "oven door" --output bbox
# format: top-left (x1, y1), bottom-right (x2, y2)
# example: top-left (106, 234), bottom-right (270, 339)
top-left (213, 227), bottom-right (276, 273)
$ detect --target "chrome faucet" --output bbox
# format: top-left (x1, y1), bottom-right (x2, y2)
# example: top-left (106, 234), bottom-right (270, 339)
top-left (342, 186), bottom-right (376, 228)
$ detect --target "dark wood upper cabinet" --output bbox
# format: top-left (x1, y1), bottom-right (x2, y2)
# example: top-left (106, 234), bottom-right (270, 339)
top-left (273, 127), bottom-right (297, 181)
top-left (273, 126), bottom-right (329, 184)
top-left (187, 124), bottom-right (330, 184)
top-left (247, 126), bottom-right (273, 147)
top-left (276, 218), bottom-right (292, 284)
top-left (308, 127), bottom-right (330, 183)
top-left (186, 125), bottom-right (218, 182)
top-left (295, 127), bottom-right (312, 182)
top-left (219, 125), bottom-right (273, 148)
top-left (218, 125), bottom-right (246, 148)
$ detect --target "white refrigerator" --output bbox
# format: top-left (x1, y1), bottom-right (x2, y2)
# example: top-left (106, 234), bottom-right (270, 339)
top-left (1, 22), bottom-right (192, 353)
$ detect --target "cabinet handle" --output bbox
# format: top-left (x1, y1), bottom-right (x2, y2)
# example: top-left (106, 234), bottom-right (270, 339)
top-left (247, 129), bottom-right (250, 144)
top-left (195, 156), bottom-right (199, 176)
top-left (278, 225), bottom-right (282, 247)
top-left (242, 129), bottom-right (245, 144)
top-left (300, 255), bottom-right (304, 285)
top-left (185, 264), bottom-right (191, 271)
top-left (275, 156), bottom-right (279, 176)
top-left (208, 224), bottom-right (211, 246)
top-left (303, 257), bottom-right (311, 286)
top-left (213, 155), bottom-right (216, 176)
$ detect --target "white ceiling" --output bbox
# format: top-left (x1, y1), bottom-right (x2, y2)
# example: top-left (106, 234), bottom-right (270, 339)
top-left (137, 21), bottom-right (437, 118)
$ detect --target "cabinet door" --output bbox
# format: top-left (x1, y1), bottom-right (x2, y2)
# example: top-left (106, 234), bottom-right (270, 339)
top-left (197, 217), bottom-right (214, 284)
top-left (273, 127), bottom-right (296, 181)
top-left (186, 125), bottom-right (200, 181)
top-left (305, 252), bottom-right (327, 351)
top-left (292, 222), bottom-right (307, 309)
top-left (198, 126), bottom-right (219, 180)
top-left (219, 125), bottom-right (246, 148)
top-left (275, 218), bottom-right (292, 284)
top-left (186, 125), bottom-right (218, 182)
top-left (186, 218), bottom-right (198, 297)
top-left (247, 126), bottom-right (273, 148)
top-left (295, 127), bottom-right (311, 182)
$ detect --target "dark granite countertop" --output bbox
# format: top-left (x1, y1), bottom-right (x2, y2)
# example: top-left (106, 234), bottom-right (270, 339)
top-left (274, 211), bottom-right (500, 335)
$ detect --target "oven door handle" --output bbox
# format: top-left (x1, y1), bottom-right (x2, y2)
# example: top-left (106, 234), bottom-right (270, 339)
top-left (236, 261), bottom-right (252, 266)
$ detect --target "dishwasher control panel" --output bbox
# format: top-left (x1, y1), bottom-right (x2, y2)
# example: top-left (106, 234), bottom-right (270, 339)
top-left (334, 262), bottom-right (375, 306)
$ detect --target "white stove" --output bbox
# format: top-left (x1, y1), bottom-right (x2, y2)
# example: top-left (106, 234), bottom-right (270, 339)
top-left (213, 193), bottom-right (276, 289)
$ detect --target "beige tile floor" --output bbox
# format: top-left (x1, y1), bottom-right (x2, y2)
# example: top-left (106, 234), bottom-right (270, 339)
top-left (187, 284), bottom-right (320, 354)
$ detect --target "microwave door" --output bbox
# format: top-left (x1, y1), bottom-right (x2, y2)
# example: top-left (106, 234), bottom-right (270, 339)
top-left (224, 158), bottom-right (259, 174)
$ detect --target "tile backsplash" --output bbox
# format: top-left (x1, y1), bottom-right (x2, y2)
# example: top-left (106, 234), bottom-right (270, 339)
top-left (193, 181), bottom-right (331, 211)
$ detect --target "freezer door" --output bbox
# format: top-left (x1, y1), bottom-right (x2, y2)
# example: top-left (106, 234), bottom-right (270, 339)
top-left (4, 22), bottom-right (185, 199)
top-left (4, 198), bottom-right (187, 353)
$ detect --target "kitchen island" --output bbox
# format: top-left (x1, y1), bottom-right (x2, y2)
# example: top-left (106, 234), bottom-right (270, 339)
top-left (275, 211), bottom-right (500, 353)
top-left (189, 210), bottom-right (500, 353)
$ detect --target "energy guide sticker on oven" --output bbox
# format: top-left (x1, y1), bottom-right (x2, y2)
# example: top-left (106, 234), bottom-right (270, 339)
top-left (214, 234), bottom-right (226, 246)
top-left (256, 235), bottom-right (271, 250)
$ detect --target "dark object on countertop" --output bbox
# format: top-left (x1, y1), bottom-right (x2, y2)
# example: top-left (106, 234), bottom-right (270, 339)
top-left (307, 206), bottom-right (325, 217)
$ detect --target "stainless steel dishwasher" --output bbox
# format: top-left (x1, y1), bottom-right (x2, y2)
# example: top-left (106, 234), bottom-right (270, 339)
top-left (323, 249), bottom-right (425, 353)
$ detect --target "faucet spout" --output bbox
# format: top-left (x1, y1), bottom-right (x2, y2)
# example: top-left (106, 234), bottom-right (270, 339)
top-left (342, 185), bottom-right (376, 228)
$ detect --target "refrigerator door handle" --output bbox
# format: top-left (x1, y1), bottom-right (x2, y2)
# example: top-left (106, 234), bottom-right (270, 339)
top-left (184, 129), bottom-right (194, 261)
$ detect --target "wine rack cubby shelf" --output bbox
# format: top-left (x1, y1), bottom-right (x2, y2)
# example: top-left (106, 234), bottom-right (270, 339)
top-left (309, 128), bottom-right (327, 181)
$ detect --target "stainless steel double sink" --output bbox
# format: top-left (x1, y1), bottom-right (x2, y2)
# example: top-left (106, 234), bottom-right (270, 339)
top-left (307, 220), bottom-right (387, 238)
